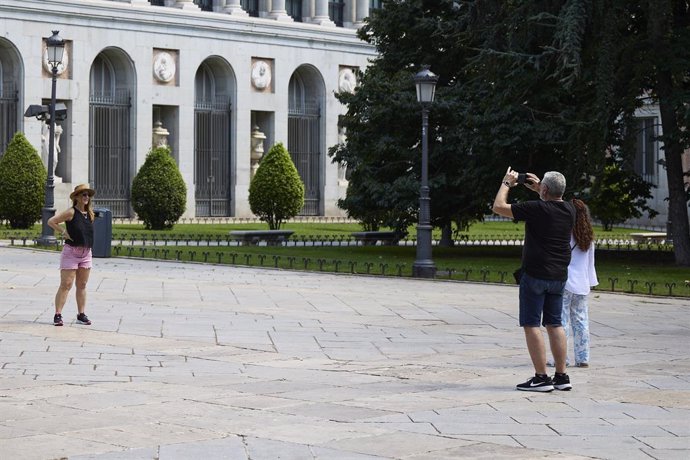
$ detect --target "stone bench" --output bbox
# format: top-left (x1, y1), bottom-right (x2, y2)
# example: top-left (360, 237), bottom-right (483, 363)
top-left (229, 230), bottom-right (294, 246)
top-left (351, 231), bottom-right (400, 246)
top-left (629, 232), bottom-right (667, 243)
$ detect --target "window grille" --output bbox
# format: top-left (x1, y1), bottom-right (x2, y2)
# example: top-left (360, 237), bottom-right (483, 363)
top-left (634, 117), bottom-right (659, 185)
top-left (0, 82), bottom-right (18, 159)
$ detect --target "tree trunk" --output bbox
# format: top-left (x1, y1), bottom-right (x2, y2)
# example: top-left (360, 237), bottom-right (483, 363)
top-left (439, 222), bottom-right (455, 247)
top-left (657, 90), bottom-right (690, 266)
top-left (649, 0), bottom-right (690, 266)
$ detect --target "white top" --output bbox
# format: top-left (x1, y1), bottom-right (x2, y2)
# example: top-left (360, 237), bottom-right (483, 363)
top-left (565, 235), bottom-right (599, 295)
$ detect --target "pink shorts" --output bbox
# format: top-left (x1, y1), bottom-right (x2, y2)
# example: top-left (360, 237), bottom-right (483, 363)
top-left (60, 245), bottom-right (93, 270)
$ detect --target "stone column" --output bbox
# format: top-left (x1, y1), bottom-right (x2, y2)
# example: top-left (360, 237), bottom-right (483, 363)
top-left (224, 0), bottom-right (249, 15)
top-left (312, 0), bottom-right (335, 26)
top-left (268, 0), bottom-right (292, 21)
top-left (175, 0), bottom-right (200, 10)
top-left (355, 0), bottom-right (368, 26)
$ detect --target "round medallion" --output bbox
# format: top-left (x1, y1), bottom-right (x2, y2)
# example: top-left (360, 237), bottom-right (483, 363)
top-left (153, 52), bottom-right (176, 83)
top-left (251, 60), bottom-right (272, 90)
top-left (42, 47), bottom-right (69, 76)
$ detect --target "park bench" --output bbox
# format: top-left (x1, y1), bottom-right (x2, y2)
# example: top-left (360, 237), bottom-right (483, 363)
top-left (629, 232), bottom-right (667, 244)
top-left (229, 230), bottom-right (294, 246)
top-left (351, 231), bottom-right (400, 246)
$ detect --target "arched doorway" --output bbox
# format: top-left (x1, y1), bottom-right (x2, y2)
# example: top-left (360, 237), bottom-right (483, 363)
top-left (0, 39), bottom-right (21, 157)
top-left (88, 49), bottom-right (134, 217)
top-left (288, 65), bottom-right (325, 215)
top-left (194, 58), bottom-right (234, 217)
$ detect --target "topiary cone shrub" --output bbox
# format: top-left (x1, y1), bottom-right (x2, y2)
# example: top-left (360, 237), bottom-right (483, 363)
top-left (0, 132), bottom-right (47, 229)
top-left (131, 146), bottom-right (186, 230)
top-left (249, 142), bottom-right (305, 230)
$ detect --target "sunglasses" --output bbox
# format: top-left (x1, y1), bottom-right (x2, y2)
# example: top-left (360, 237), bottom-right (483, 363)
top-left (80, 192), bottom-right (90, 197)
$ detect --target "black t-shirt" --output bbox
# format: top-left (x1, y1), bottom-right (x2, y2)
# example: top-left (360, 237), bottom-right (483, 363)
top-left (511, 200), bottom-right (576, 281)
top-left (65, 207), bottom-right (94, 248)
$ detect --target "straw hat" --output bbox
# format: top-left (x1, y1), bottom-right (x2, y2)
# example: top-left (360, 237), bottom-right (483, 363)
top-left (70, 183), bottom-right (96, 200)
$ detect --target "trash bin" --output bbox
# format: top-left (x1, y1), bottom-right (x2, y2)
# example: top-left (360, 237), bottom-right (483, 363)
top-left (92, 208), bottom-right (112, 258)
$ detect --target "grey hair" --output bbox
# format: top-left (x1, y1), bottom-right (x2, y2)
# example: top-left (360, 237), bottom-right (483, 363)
top-left (542, 171), bottom-right (566, 198)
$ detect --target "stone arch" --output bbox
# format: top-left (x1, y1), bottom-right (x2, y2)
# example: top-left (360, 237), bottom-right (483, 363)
top-left (88, 47), bottom-right (136, 217)
top-left (194, 56), bottom-right (235, 216)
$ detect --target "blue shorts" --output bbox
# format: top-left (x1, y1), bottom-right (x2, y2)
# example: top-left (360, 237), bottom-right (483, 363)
top-left (519, 272), bottom-right (566, 327)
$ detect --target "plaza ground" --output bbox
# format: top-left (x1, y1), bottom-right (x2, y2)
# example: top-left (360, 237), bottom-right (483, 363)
top-left (0, 247), bottom-right (688, 459)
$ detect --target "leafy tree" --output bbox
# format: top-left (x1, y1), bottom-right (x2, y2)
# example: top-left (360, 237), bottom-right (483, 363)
top-left (587, 160), bottom-right (659, 231)
top-left (331, 1), bottom-right (502, 241)
top-left (631, 1), bottom-right (690, 264)
top-left (249, 142), bottom-right (304, 230)
top-left (334, 0), bottom-right (689, 263)
top-left (0, 132), bottom-right (46, 229)
top-left (131, 146), bottom-right (186, 230)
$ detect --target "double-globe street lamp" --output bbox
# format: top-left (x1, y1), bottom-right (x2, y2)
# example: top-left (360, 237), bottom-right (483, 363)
top-left (411, 66), bottom-right (439, 278)
top-left (32, 30), bottom-right (65, 246)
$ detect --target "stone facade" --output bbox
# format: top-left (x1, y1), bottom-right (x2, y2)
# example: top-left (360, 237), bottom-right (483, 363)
top-left (0, 0), bottom-right (376, 218)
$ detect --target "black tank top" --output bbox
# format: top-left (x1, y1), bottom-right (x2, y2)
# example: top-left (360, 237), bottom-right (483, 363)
top-left (65, 206), bottom-right (94, 248)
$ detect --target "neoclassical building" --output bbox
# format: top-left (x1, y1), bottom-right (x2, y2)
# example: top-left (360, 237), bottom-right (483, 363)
top-left (0, 0), bottom-right (377, 218)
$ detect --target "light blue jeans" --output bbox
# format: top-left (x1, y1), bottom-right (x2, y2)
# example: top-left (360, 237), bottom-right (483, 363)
top-left (562, 289), bottom-right (590, 364)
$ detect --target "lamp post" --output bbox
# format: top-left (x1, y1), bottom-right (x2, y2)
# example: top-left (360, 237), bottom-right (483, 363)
top-left (412, 66), bottom-right (438, 278)
top-left (37, 30), bottom-right (65, 246)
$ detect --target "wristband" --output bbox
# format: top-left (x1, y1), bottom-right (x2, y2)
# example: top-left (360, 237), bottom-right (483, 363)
top-left (503, 181), bottom-right (511, 188)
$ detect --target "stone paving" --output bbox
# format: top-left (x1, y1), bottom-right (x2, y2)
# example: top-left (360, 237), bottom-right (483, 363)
top-left (0, 246), bottom-right (688, 460)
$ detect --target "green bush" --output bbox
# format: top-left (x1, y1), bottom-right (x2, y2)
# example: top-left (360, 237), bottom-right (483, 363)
top-left (131, 146), bottom-right (186, 230)
top-left (249, 142), bottom-right (304, 230)
top-left (586, 160), bottom-right (659, 231)
top-left (0, 132), bottom-right (46, 229)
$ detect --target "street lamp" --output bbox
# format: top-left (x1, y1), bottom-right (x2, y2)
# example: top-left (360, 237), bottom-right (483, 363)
top-left (412, 65), bottom-right (438, 278)
top-left (38, 30), bottom-right (65, 245)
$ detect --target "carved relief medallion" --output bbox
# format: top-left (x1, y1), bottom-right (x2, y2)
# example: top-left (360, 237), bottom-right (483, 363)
top-left (153, 51), bottom-right (176, 83)
top-left (251, 60), bottom-right (272, 90)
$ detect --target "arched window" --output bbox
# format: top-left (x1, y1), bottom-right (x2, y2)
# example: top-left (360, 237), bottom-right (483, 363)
top-left (194, 61), bottom-right (232, 216)
top-left (89, 52), bottom-right (132, 217)
top-left (288, 68), bottom-right (322, 215)
top-left (0, 59), bottom-right (19, 156)
top-left (90, 55), bottom-right (115, 100)
top-left (195, 64), bottom-right (215, 105)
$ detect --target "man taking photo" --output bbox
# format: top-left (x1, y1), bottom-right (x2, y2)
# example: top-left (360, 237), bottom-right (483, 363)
top-left (492, 167), bottom-right (576, 392)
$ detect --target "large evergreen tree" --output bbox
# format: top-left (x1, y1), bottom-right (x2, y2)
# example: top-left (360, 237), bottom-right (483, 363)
top-left (332, 0), bottom-right (689, 264)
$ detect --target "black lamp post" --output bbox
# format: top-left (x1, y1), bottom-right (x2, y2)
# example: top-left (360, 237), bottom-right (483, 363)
top-left (411, 66), bottom-right (438, 278)
top-left (37, 30), bottom-right (65, 246)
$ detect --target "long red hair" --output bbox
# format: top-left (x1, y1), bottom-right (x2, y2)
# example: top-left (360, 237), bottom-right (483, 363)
top-left (572, 198), bottom-right (594, 251)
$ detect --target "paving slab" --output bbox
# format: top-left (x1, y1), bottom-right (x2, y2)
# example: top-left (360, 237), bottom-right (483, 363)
top-left (1, 246), bottom-right (689, 459)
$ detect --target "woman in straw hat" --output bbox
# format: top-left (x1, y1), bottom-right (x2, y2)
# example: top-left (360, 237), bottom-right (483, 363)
top-left (47, 183), bottom-right (96, 326)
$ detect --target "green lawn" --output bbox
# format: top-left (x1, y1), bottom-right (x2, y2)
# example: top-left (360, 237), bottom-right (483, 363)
top-left (111, 243), bottom-right (688, 298)
top-left (4, 221), bottom-right (686, 297)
